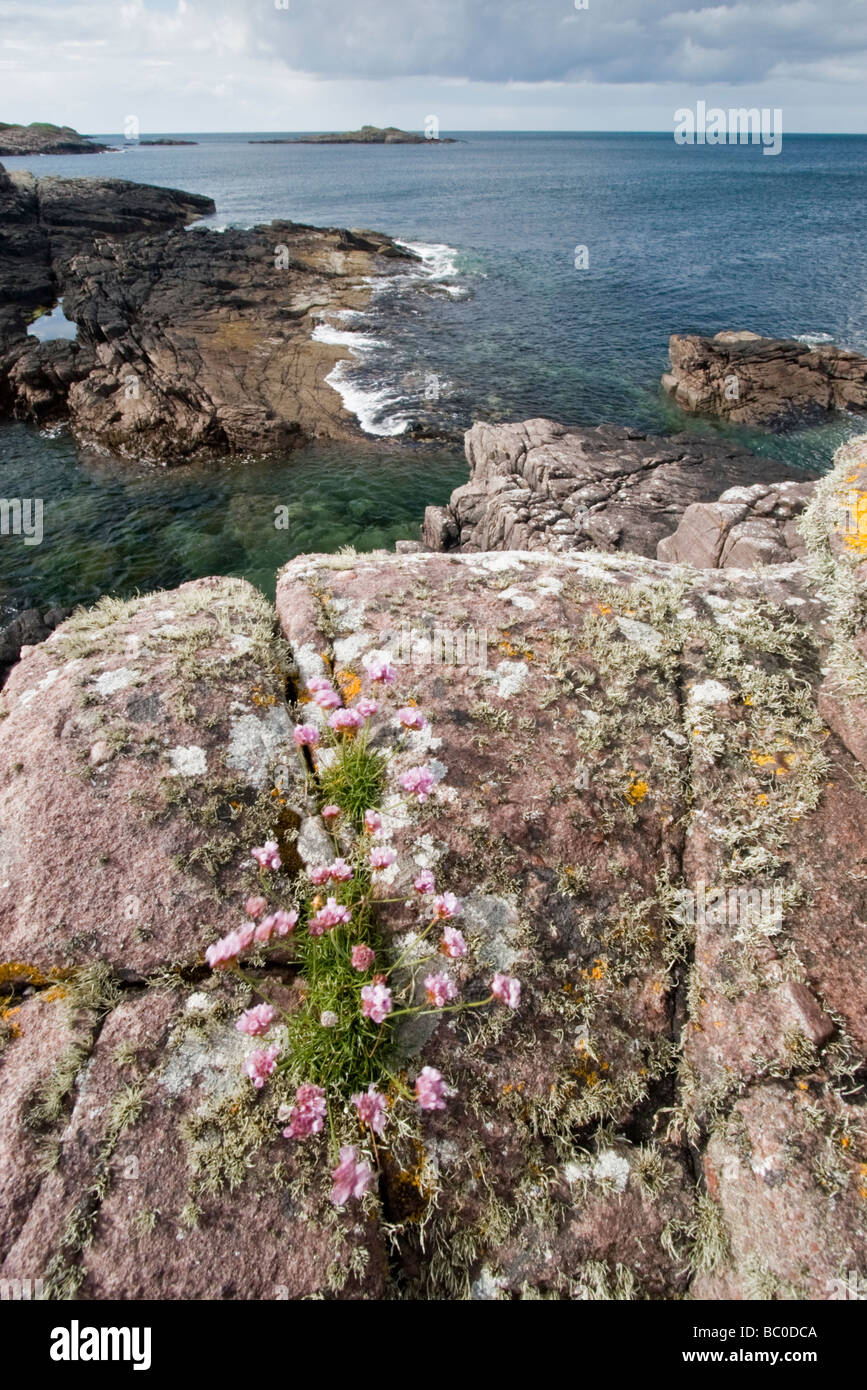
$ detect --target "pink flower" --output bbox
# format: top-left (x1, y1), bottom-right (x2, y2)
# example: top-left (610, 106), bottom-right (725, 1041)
top-left (369, 847), bottom-right (397, 872)
top-left (397, 707), bottom-right (427, 730)
top-left (432, 892), bottom-right (462, 921)
top-left (361, 982), bottom-right (393, 1025)
top-left (491, 973), bottom-right (521, 1009)
top-left (413, 870), bottom-right (436, 895)
top-left (424, 972), bottom-right (458, 1008)
top-left (236, 1004), bottom-right (277, 1037)
top-left (310, 896), bottom-right (352, 936)
top-left (327, 858), bottom-right (353, 882)
top-left (330, 1146), bottom-right (375, 1206)
top-left (364, 809), bottom-right (383, 834)
top-left (235, 921), bottom-right (257, 950)
top-left (293, 724), bottom-right (320, 748)
top-left (271, 909), bottom-right (298, 938)
top-left (283, 1083), bottom-right (327, 1140)
top-left (243, 1043), bottom-right (280, 1089)
top-left (352, 943), bottom-right (376, 972)
top-left (252, 841), bottom-right (282, 872)
top-left (366, 659), bottom-right (397, 686)
top-left (330, 708), bottom-right (364, 733)
top-left (255, 909), bottom-right (298, 942)
top-left (415, 1066), bottom-right (446, 1112)
top-left (441, 925), bottom-right (468, 959)
top-left (351, 1086), bottom-right (388, 1136)
top-left (245, 896), bottom-right (268, 920)
top-left (321, 804), bottom-right (341, 821)
top-left (307, 677), bottom-right (334, 692)
top-left (205, 929), bottom-right (245, 968)
top-left (312, 687), bottom-right (341, 711)
top-left (400, 765), bottom-right (436, 802)
top-left (309, 866), bottom-right (331, 886)
top-left (356, 698), bottom-right (378, 718)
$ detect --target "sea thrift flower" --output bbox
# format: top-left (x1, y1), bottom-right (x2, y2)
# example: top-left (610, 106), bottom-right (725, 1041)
top-left (441, 925), bottom-right (468, 959)
top-left (400, 766), bottom-right (436, 802)
top-left (251, 841), bottom-right (282, 872)
top-left (243, 1044), bottom-right (280, 1089)
top-left (310, 897), bottom-right (352, 935)
top-left (283, 1083), bottom-right (327, 1140)
top-left (432, 892), bottom-right (462, 921)
top-left (312, 687), bottom-right (341, 711)
top-left (491, 973), bottom-right (521, 1009)
top-left (364, 810), bottom-right (383, 834)
top-left (366, 659), bottom-right (397, 685)
top-left (309, 866), bottom-right (331, 886)
top-left (351, 1086), bottom-right (388, 1136)
top-left (327, 858), bottom-right (353, 882)
top-left (235, 921), bottom-right (257, 950)
top-left (424, 972), bottom-right (458, 1008)
top-left (308, 677), bottom-right (334, 692)
top-left (271, 909), bottom-right (298, 938)
top-left (236, 1004), bottom-right (277, 1037)
top-left (205, 930), bottom-right (244, 969)
top-left (352, 943), bottom-right (376, 972)
top-left (416, 1066), bottom-right (446, 1112)
top-left (369, 847), bottom-right (397, 871)
top-left (321, 804), bottom-right (341, 821)
top-left (356, 698), bottom-right (378, 718)
top-left (330, 1146), bottom-right (374, 1206)
top-left (413, 870), bottom-right (436, 895)
top-left (397, 707), bottom-right (427, 731)
top-left (330, 707), bottom-right (364, 733)
top-left (361, 982), bottom-right (393, 1025)
top-left (293, 724), bottom-right (320, 748)
top-left (245, 896), bottom-right (268, 920)
top-left (320, 1010), bottom-right (339, 1029)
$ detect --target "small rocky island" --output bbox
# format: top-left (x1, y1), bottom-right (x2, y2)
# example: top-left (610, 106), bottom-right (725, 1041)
top-left (251, 124), bottom-right (459, 144)
top-left (0, 121), bottom-right (110, 157)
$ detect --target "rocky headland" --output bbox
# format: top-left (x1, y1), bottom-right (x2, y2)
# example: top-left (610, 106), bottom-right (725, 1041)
top-left (0, 435), bottom-right (865, 1300)
top-left (0, 122), bottom-right (110, 158)
top-left (0, 162), bottom-right (418, 461)
top-left (663, 330), bottom-right (867, 429)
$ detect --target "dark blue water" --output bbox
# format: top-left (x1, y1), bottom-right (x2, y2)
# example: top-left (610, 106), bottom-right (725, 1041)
top-left (1, 132), bottom-right (865, 612)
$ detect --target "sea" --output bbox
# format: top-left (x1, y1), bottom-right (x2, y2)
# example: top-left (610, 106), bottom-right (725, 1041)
top-left (1, 130), bottom-right (866, 614)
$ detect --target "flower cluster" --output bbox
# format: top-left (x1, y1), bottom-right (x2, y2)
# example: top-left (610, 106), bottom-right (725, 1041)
top-left (202, 655), bottom-right (522, 1206)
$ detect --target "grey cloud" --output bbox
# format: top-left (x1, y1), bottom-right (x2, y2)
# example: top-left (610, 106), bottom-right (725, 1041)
top-left (251, 0), bottom-right (867, 84)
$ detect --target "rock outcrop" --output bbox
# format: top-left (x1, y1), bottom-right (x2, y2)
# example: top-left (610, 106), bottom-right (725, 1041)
top-left (662, 330), bottom-right (867, 428)
top-left (0, 163), bottom-right (417, 460)
top-left (657, 479), bottom-right (815, 569)
top-left (1, 438), bottom-right (865, 1300)
top-left (0, 122), bottom-right (110, 157)
top-left (422, 418), bottom-right (809, 558)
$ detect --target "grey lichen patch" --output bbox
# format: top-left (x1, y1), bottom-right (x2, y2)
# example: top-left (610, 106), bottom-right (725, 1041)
top-left (226, 706), bottom-right (293, 790)
top-left (463, 894), bottom-right (524, 973)
top-left (159, 1019), bottom-right (252, 1099)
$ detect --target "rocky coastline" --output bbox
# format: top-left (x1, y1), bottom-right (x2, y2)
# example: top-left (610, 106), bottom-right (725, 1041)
top-left (0, 122), bottom-right (110, 157)
top-left (1, 162), bottom-right (867, 1302)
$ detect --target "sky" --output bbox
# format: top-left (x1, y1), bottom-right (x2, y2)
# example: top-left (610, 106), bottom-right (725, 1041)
top-left (0, 0), bottom-right (865, 135)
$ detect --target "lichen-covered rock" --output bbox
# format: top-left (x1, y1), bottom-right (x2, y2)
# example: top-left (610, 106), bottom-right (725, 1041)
top-left (0, 576), bottom-right (304, 978)
top-left (2, 442), bottom-right (866, 1300)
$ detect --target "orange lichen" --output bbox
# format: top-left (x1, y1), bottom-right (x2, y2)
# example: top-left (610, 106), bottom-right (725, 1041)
top-left (335, 669), bottom-right (362, 703)
top-left (625, 776), bottom-right (648, 805)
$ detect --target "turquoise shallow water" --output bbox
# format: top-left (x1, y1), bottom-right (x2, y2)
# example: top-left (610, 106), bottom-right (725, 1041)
top-left (1, 131), bottom-right (866, 615)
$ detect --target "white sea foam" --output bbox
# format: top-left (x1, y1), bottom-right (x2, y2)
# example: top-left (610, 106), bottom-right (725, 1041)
top-left (396, 240), bottom-right (464, 296)
top-left (325, 360), bottom-right (412, 437)
top-left (312, 323), bottom-right (385, 349)
top-left (796, 331), bottom-right (835, 347)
